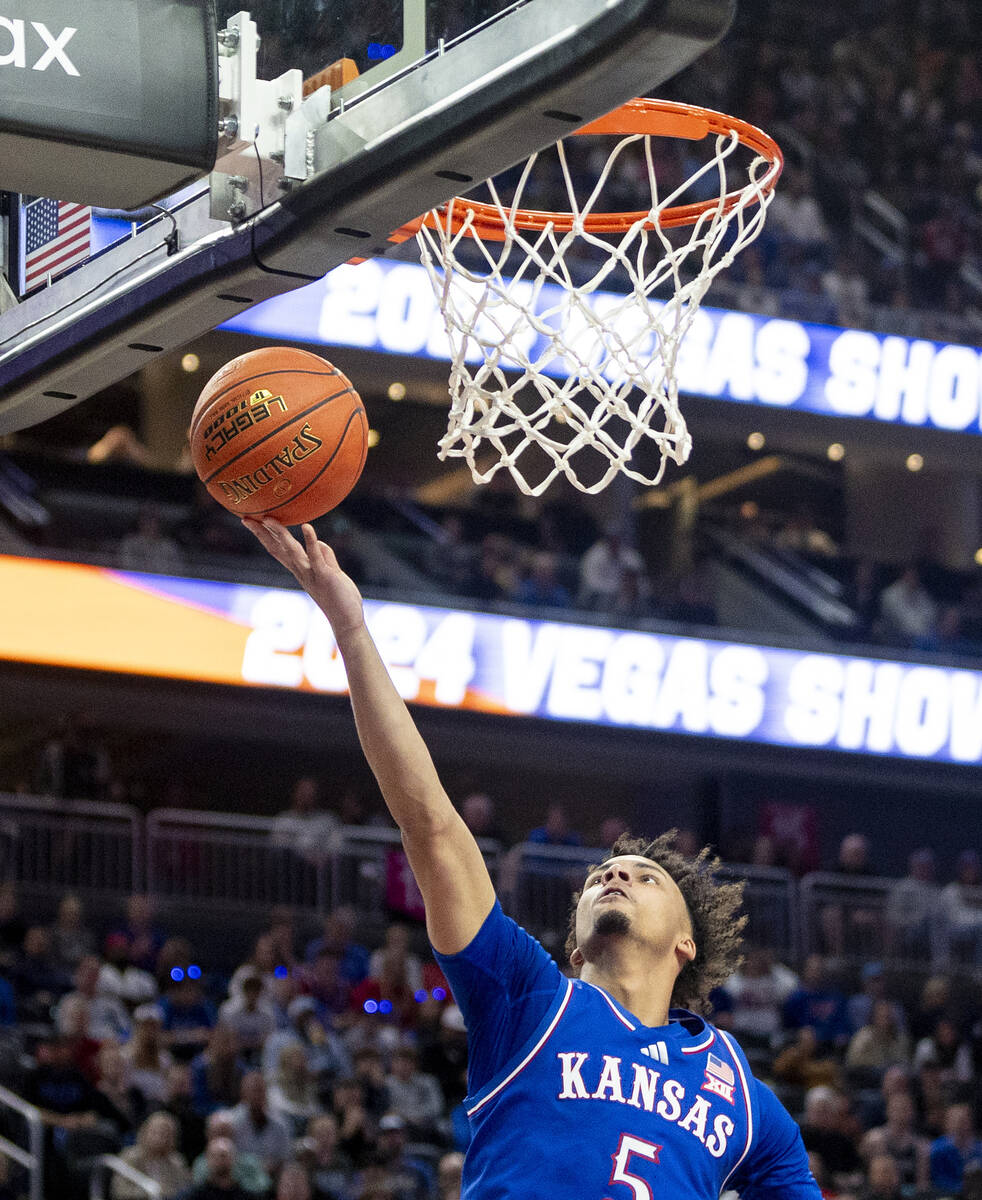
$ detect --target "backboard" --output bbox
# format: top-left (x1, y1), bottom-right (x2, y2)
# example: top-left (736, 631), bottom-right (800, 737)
top-left (0, 0), bottom-right (735, 434)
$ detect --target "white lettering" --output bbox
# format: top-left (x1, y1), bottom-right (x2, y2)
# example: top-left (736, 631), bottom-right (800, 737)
top-left (557, 1052), bottom-right (590, 1099)
top-left (704, 313), bottom-right (757, 401)
top-left (31, 21), bottom-right (77, 74)
top-left (653, 640), bottom-right (709, 732)
top-left (591, 1055), bottom-right (625, 1103)
top-left (547, 627), bottom-right (611, 721)
top-left (927, 345), bottom-right (980, 431)
top-left (367, 604), bottom-right (427, 701)
top-left (875, 337), bottom-right (933, 423)
top-left (950, 673), bottom-right (982, 763)
top-left (376, 264), bottom-right (434, 355)
top-left (706, 1113), bottom-right (735, 1158)
top-left (318, 261), bottom-right (384, 348)
top-left (825, 330), bottom-right (879, 416)
top-left (241, 591), bottom-right (309, 687)
top-left (893, 667), bottom-right (949, 758)
top-left (754, 319), bottom-right (810, 406)
top-left (784, 655), bottom-right (844, 745)
top-left (0, 16), bottom-right (25, 67)
top-left (655, 1079), bottom-right (684, 1122)
top-left (708, 645), bottom-right (768, 736)
top-left (600, 633), bottom-right (664, 726)
top-left (627, 1064), bottom-right (661, 1111)
top-left (678, 1095), bottom-right (711, 1143)
top-left (838, 660), bottom-right (901, 752)
top-left (500, 620), bottom-right (557, 712)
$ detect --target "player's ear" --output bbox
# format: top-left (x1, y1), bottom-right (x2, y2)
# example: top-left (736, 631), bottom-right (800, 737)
top-left (675, 935), bottom-right (696, 967)
top-left (570, 946), bottom-right (584, 971)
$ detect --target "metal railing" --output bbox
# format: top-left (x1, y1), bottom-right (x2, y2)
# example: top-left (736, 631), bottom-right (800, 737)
top-left (0, 1082), bottom-right (43, 1200)
top-left (89, 1154), bottom-right (162, 1200)
top-left (0, 792), bottom-right (141, 898)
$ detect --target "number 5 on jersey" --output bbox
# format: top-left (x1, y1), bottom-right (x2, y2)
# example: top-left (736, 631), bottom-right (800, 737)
top-left (605, 1133), bottom-right (662, 1200)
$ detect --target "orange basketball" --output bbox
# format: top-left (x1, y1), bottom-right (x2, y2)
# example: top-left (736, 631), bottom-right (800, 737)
top-left (189, 347), bottom-right (367, 525)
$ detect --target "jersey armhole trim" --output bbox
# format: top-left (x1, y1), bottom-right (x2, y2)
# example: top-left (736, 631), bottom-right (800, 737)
top-left (466, 976), bottom-right (574, 1117)
top-left (718, 1028), bottom-right (755, 1191)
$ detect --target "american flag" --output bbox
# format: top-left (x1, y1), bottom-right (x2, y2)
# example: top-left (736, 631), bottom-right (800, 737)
top-left (22, 197), bottom-right (91, 292)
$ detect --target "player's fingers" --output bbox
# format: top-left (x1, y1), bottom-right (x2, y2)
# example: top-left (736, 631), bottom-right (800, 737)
top-left (301, 523), bottom-right (335, 572)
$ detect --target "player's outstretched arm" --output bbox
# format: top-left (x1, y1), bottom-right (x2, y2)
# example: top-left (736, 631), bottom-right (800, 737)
top-left (243, 519), bottom-right (495, 954)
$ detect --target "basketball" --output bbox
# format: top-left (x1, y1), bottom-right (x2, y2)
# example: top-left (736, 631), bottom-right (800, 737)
top-left (189, 347), bottom-right (367, 525)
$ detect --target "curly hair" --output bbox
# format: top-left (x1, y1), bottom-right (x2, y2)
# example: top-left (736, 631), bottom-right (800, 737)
top-left (564, 830), bottom-right (746, 1014)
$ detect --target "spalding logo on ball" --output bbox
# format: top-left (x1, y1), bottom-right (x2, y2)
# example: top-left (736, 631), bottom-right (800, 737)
top-left (189, 347), bottom-right (368, 525)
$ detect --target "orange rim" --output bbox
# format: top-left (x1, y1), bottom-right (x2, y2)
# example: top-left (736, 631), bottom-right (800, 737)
top-left (422, 98), bottom-right (783, 240)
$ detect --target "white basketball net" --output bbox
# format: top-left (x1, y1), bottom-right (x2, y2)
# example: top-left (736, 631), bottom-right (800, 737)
top-left (416, 121), bottom-right (778, 495)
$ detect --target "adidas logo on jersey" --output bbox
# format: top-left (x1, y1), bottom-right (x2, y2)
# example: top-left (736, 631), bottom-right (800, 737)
top-left (639, 1041), bottom-right (669, 1064)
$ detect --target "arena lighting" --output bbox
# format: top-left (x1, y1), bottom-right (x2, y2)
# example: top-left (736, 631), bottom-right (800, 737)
top-left (827, 443), bottom-right (845, 461)
top-left (387, 382), bottom-right (407, 401)
top-left (906, 453), bottom-right (924, 472)
top-left (974, 549), bottom-right (982, 567)
top-left (367, 429), bottom-right (381, 448)
top-left (181, 354), bottom-right (201, 373)
top-left (746, 432), bottom-right (765, 450)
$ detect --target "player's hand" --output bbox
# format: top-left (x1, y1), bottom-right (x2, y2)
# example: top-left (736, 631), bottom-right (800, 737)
top-left (243, 518), bottom-right (366, 639)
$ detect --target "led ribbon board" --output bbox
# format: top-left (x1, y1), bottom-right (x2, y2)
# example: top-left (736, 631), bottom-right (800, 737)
top-left (223, 260), bottom-right (982, 436)
top-left (3, 555), bottom-right (982, 765)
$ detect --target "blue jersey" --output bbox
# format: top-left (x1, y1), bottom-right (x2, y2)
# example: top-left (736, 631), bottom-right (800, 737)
top-left (436, 902), bottom-right (819, 1199)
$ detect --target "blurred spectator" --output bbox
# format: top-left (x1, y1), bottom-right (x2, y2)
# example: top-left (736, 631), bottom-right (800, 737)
top-left (511, 551), bottom-right (571, 608)
top-left (798, 1086), bottom-right (864, 1190)
top-left (111, 1111), bottom-right (190, 1200)
top-left (939, 851), bottom-right (982, 963)
top-left (36, 716), bottom-right (112, 801)
top-left (161, 973), bottom-right (216, 1062)
top-left (124, 1004), bottom-right (174, 1105)
top-left (57, 954), bottom-right (130, 1042)
top-left (187, 1136), bottom-right (251, 1200)
top-left (228, 1071), bottom-right (292, 1174)
top-left (230, 934), bottom-right (281, 1005)
top-left (297, 1112), bottom-right (353, 1200)
top-left (113, 894), bottom-right (167, 974)
top-left (847, 963), bottom-right (906, 1037)
top-left (773, 1026), bottom-right (843, 1091)
top-left (191, 1024), bottom-right (248, 1117)
top-left (437, 1151), bottom-right (464, 1200)
top-left (527, 803), bottom-right (583, 848)
top-left (578, 525), bottom-right (646, 610)
top-left (272, 777), bottom-right (341, 865)
top-left (821, 834), bottom-right (881, 958)
top-left (930, 1102), bottom-right (982, 1192)
top-left (190, 1113), bottom-right (270, 1196)
top-left (99, 933), bottom-right (157, 1007)
top-left (885, 849), bottom-right (939, 961)
top-left (267, 1041), bottom-right (321, 1135)
top-left (459, 793), bottom-right (507, 846)
top-left (0, 883), bottom-right (26, 969)
top-left (722, 944), bottom-right (798, 1048)
top-left (87, 424), bottom-right (150, 467)
top-left (913, 1016), bottom-right (972, 1089)
top-left (12, 924), bottom-right (72, 1022)
top-left (861, 1092), bottom-right (930, 1195)
top-left (368, 924), bottom-right (425, 1000)
top-left (50, 894), bottom-right (96, 972)
top-left (783, 955), bottom-right (851, 1052)
top-left (119, 506), bottom-right (184, 574)
top-left (372, 1112), bottom-right (436, 1199)
top-left (219, 971), bottom-right (276, 1061)
top-left (910, 975), bottom-right (953, 1043)
top-left (857, 1153), bottom-right (904, 1200)
top-left (262, 996), bottom-right (352, 1092)
top-left (845, 999), bottom-right (911, 1074)
top-left (424, 515), bottom-right (475, 595)
top-left (352, 1048), bottom-right (390, 1122)
top-left (384, 1045), bottom-right (445, 1143)
top-left (159, 1062), bottom-right (207, 1164)
top-left (304, 908), bottom-right (371, 985)
top-left (879, 566), bottom-right (938, 647)
top-left (329, 1077), bottom-right (375, 1168)
top-left (463, 534), bottom-right (515, 601)
top-left (419, 1005), bottom-right (469, 1113)
top-left (54, 994), bottom-right (102, 1082)
top-left (766, 166), bottom-right (831, 248)
top-left (774, 507), bottom-right (839, 558)
top-left (276, 1162), bottom-right (312, 1200)
top-left (301, 948), bottom-right (351, 1021)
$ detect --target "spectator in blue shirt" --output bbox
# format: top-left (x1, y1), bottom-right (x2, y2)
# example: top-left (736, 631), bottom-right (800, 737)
top-left (161, 976), bottom-right (216, 1063)
top-left (930, 1102), bottom-right (982, 1192)
top-left (783, 954), bottom-right (851, 1052)
top-left (0, 975), bottom-right (15, 1026)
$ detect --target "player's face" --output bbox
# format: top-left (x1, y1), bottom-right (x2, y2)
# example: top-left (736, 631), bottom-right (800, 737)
top-left (573, 855), bottom-right (693, 964)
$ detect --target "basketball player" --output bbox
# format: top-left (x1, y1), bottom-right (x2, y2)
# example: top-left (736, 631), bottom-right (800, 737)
top-left (245, 518), bottom-right (820, 1198)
